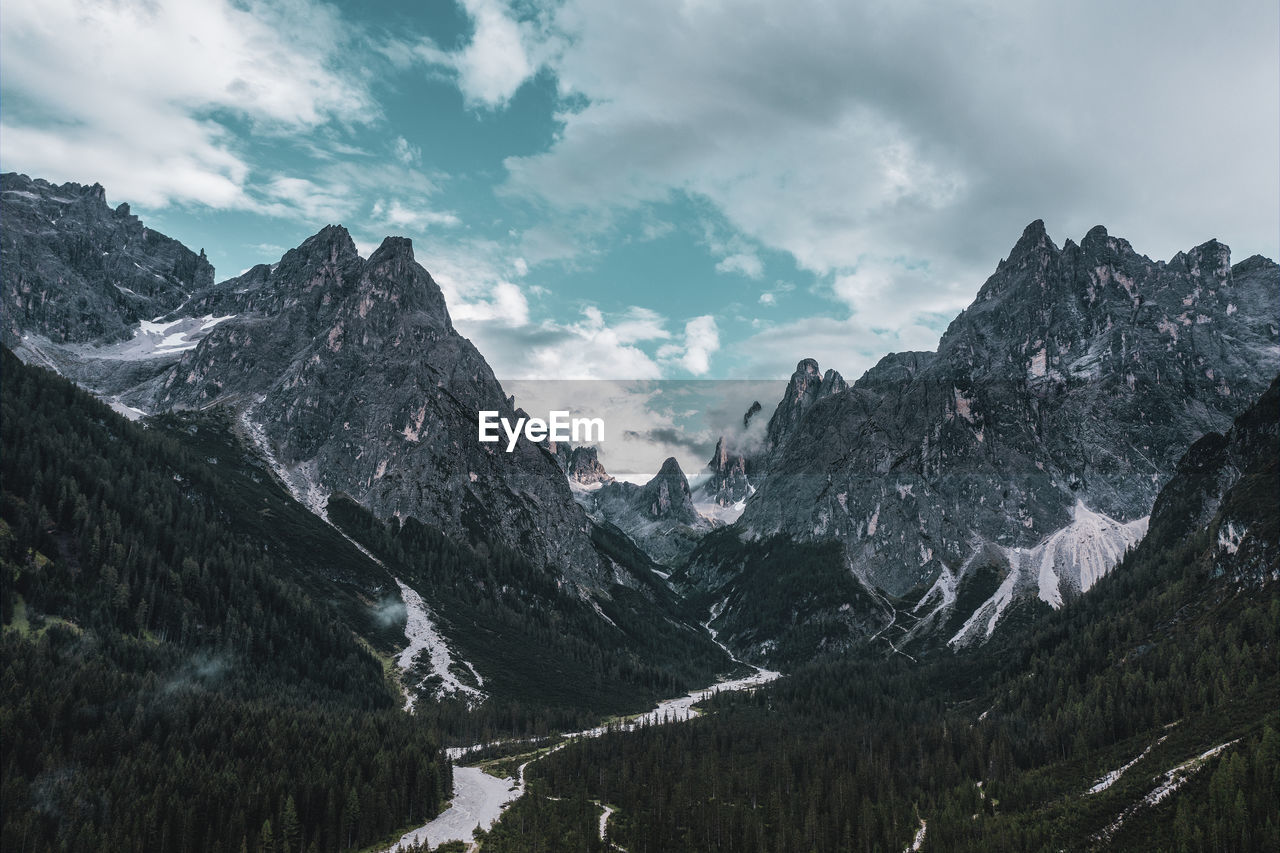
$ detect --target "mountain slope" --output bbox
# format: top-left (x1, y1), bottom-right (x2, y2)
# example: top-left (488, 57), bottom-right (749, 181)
top-left (477, 376), bottom-right (1279, 852)
top-left (0, 347), bottom-right (451, 852)
top-left (2, 173), bottom-right (213, 348)
top-left (129, 227), bottom-right (611, 588)
top-left (693, 222), bottom-right (1278, 659)
top-left (0, 177), bottom-right (735, 732)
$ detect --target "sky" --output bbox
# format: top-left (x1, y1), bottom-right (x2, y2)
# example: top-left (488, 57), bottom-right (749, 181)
top-left (2, 0), bottom-right (1277, 384)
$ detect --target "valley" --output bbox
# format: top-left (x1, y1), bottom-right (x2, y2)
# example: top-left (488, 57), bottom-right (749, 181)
top-left (1, 172), bottom-right (1276, 852)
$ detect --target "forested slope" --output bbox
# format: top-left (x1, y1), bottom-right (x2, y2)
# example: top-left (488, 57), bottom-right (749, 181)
top-left (482, 378), bottom-right (1280, 852)
top-left (0, 347), bottom-right (450, 852)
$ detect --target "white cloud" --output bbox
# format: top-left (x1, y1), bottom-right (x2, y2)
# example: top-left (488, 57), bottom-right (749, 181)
top-left (497, 0), bottom-right (1279, 368)
top-left (758, 292), bottom-right (776, 306)
top-left (715, 252), bottom-right (764, 278)
top-left (0, 0), bottom-right (374, 210)
top-left (387, 0), bottom-right (543, 109)
top-left (371, 198), bottom-right (462, 230)
top-left (450, 281), bottom-right (530, 326)
top-left (392, 136), bottom-right (422, 165)
top-left (454, 0), bottom-right (536, 107)
top-left (736, 314), bottom-right (944, 381)
top-left (658, 315), bottom-right (720, 376)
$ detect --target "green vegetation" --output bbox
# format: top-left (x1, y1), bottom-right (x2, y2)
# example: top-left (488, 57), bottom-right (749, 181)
top-left (328, 493), bottom-right (735, 746)
top-left (481, 397), bottom-right (1280, 851)
top-left (0, 348), bottom-right (449, 851)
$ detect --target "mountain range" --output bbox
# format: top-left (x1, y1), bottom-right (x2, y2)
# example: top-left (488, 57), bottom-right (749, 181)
top-left (2, 170), bottom-right (1276, 851)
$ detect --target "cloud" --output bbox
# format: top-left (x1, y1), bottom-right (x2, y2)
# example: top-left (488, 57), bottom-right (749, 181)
top-left (0, 0), bottom-right (374, 210)
top-left (454, 0), bottom-right (537, 107)
top-left (735, 313), bottom-right (945, 381)
top-left (496, 0), bottom-right (1278, 368)
top-left (385, 0), bottom-right (544, 109)
top-left (659, 315), bottom-right (720, 375)
top-left (450, 280), bottom-right (531, 327)
top-left (715, 252), bottom-right (764, 279)
top-left (392, 136), bottom-right (422, 166)
top-left (371, 198), bottom-right (462, 230)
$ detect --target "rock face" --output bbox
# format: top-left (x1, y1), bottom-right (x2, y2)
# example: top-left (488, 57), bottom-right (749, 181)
top-left (697, 221), bottom-right (1278, 651)
top-left (592, 457), bottom-right (711, 566)
top-left (1145, 374), bottom-right (1278, 585)
top-left (700, 437), bottom-right (752, 506)
top-left (567, 446), bottom-right (614, 486)
top-left (637, 457), bottom-right (701, 523)
top-left (120, 225), bottom-right (608, 585)
top-left (763, 360), bottom-right (848, 458)
top-left (1, 173), bottom-right (212, 346)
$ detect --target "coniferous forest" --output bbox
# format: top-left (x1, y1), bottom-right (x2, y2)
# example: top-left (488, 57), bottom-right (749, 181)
top-left (1, 348), bottom-right (450, 852)
top-left (2, 347), bottom-right (1277, 852)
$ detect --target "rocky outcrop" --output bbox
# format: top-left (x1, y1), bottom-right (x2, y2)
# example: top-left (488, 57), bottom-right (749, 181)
top-left (637, 457), bottom-right (700, 523)
top-left (694, 221), bottom-right (1278, 653)
top-left (592, 457), bottom-right (711, 566)
top-left (2, 173), bottom-right (212, 346)
top-left (567, 446), bottom-right (614, 486)
top-left (1145, 375), bottom-right (1278, 584)
top-left (123, 225), bottom-right (609, 586)
top-left (699, 437), bottom-right (752, 507)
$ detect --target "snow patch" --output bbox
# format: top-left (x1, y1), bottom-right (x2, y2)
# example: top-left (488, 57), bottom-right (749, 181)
top-left (241, 403), bottom-right (485, 712)
top-left (949, 503), bottom-right (1146, 646)
top-left (395, 578), bottom-right (487, 710)
top-left (903, 819), bottom-right (927, 852)
top-left (1088, 734), bottom-right (1169, 794)
top-left (1032, 502), bottom-right (1148, 604)
top-left (1097, 740), bottom-right (1239, 842)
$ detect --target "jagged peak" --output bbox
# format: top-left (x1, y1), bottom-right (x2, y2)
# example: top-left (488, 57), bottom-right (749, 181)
top-left (1078, 224), bottom-right (1139, 260)
top-left (794, 357), bottom-right (820, 376)
top-left (1232, 254), bottom-right (1279, 275)
top-left (819, 368), bottom-right (847, 397)
top-left (1007, 218), bottom-right (1057, 259)
top-left (293, 224), bottom-right (359, 261)
top-left (657, 456), bottom-right (686, 477)
top-left (367, 235), bottom-right (415, 266)
top-left (1187, 237), bottom-right (1230, 262)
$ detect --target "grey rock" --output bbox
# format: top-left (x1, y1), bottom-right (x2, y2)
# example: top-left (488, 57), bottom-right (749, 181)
top-left (702, 221), bottom-right (1278, 653)
top-left (135, 226), bottom-right (609, 586)
top-left (2, 172), bottom-right (212, 346)
top-left (567, 445), bottom-right (614, 486)
top-left (592, 457), bottom-right (712, 566)
top-left (699, 436), bottom-right (753, 506)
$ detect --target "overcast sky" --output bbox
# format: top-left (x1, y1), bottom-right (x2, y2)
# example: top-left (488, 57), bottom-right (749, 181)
top-left (2, 0), bottom-right (1276, 381)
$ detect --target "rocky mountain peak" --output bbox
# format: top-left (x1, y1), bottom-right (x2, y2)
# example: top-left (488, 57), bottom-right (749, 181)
top-left (765, 357), bottom-right (829, 452)
top-left (728, 221), bottom-right (1277, 614)
top-left (365, 235), bottom-right (420, 276)
top-left (1006, 218), bottom-right (1056, 260)
top-left (567, 446), bottom-right (613, 485)
top-left (638, 457), bottom-right (699, 522)
top-left (108, 220), bottom-right (611, 585)
top-left (1, 171), bottom-right (214, 345)
top-left (819, 368), bottom-right (847, 397)
top-left (702, 437), bottom-right (751, 506)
